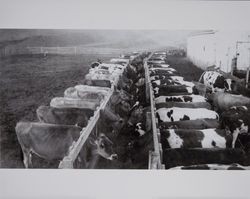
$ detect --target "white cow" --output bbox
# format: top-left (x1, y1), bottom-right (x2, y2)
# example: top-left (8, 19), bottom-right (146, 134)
top-left (156, 107), bottom-right (219, 122)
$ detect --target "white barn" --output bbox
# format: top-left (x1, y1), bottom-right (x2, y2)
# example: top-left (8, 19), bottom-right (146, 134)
top-left (187, 30), bottom-right (250, 73)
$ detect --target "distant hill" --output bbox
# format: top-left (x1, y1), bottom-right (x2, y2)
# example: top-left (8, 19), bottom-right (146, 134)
top-left (0, 29), bottom-right (194, 51)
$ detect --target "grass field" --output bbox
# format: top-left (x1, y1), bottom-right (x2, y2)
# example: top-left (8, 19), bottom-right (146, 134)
top-left (0, 54), bottom-right (117, 168)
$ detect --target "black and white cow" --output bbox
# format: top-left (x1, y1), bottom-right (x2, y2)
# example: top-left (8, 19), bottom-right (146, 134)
top-left (150, 68), bottom-right (179, 76)
top-left (155, 102), bottom-right (212, 110)
top-left (160, 129), bottom-right (232, 149)
top-left (156, 107), bottom-right (219, 122)
top-left (221, 105), bottom-right (250, 148)
top-left (153, 85), bottom-right (196, 97)
top-left (199, 71), bottom-right (237, 92)
top-left (151, 79), bottom-right (195, 88)
top-left (159, 119), bottom-right (219, 130)
top-left (169, 163), bottom-right (250, 170)
top-left (155, 95), bottom-right (207, 104)
top-left (163, 148), bottom-right (246, 169)
top-left (150, 75), bottom-right (184, 82)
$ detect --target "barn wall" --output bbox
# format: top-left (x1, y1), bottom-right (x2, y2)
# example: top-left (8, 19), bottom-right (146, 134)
top-left (187, 33), bottom-right (216, 70)
top-left (187, 31), bottom-right (250, 73)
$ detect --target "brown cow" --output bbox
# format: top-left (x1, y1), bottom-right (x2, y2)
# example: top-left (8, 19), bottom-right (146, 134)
top-left (15, 122), bottom-right (117, 168)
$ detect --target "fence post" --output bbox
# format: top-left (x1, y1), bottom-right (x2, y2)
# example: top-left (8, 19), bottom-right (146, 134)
top-left (58, 157), bottom-right (74, 169)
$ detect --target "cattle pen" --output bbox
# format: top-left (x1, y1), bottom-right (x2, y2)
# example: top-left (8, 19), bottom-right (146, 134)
top-left (58, 64), bottom-right (125, 168)
top-left (58, 88), bottom-right (114, 168)
top-left (59, 52), bottom-right (167, 169)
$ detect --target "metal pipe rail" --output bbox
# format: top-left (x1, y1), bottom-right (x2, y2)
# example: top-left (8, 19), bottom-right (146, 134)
top-left (144, 55), bottom-right (164, 169)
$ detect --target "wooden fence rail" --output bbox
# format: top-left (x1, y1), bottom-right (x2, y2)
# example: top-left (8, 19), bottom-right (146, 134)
top-left (58, 88), bottom-right (114, 169)
top-left (58, 64), bottom-right (125, 169)
top-left (144, 55), bottom-right (165, 169)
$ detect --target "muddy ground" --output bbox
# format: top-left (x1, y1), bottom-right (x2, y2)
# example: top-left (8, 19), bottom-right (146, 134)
top-left (0, 54), bottom-right (118, 168)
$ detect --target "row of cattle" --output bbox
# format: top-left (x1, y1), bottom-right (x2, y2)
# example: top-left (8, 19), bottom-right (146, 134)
top-left (145, 52), bottom-right (250, 169)
top-left (15, 52), bottom-right (149, 168)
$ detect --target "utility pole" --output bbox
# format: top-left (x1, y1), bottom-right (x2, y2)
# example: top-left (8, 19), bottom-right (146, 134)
top-left (246, 47), bottom-right (250, 88)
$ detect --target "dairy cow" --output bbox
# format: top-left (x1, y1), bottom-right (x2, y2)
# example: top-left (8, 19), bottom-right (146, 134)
top-left (159, 119), bottom-right (219, 130)
top-left (156, 107), bottom-right (219, 122)
top-left (163, 148), bottom-right (246, 169)
top-left (50, 97), bottom-right (99, 110)
top-left (152, 79), bottom-right (195, 88)
top-left (36, 106), bottom-right (94, 127)
top-left (169, 163), bottom-right (250, 170)
top-left (150, 75), bottom-right (184, 82)
top-left (221, 106), bottom-right (250, 148)
top-left (160, 129), bottom-right (232, 149)
top-left (199, 71), bottom-right (237, 92)
top-left (155, 95), bottom-right (207, 104)
top-left (150, 68), bottom-right (179, 76)
top-left (156, 102), bottom-right (211, 109)
top-left (149, 63), bottom-right (169, 68)
top-left (208, 92), bottom-right (250, 112)
top-left (153, 85), bottom-right (196, 97)
top-left (100, 107), bottom-right (126, 135)
top-left (15, 122), bottom-right (117, 168)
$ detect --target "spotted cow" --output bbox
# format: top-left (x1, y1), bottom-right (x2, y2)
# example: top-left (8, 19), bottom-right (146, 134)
top-left (159, 119), bottom-right (219, 130)
top-left (160, 129), bottom-right (232, 149)
top-left (156, 107), bottom-right (219, 122)
top-left (199, 71), bottom-right (237, 92)
top-left (153, 85), bottom-right (197, 97)
top-left (155, 95), bottom-right (207, 104)
top-left (169, 163), bottom-right (250, 170)
top-left (221, 105), bottom-right (250, 148)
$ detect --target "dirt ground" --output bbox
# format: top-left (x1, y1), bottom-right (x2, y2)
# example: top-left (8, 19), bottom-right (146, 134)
top-left (166, 56), bottom-right (204, 81)
top-left (0, 54), bottom-right (117, 168)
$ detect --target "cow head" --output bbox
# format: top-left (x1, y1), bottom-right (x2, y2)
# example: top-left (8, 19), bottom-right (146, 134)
top-left (135, 123), bottom-right (146, 137)
top-left (119, 100), bottom-right (131, 114)
top-left (110, 92), bottom-right (122, 106)
top-left (100, 108), bottom-right (125, 135)
top-left (135, 77), bottom-right (145, 87)
top-left (117, 89), bottom-right (133, 102)
top-left (90, 133), bottom-right (118, 160)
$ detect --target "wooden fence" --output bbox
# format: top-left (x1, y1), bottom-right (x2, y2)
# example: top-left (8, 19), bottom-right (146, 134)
top-left (58, 63), bottom-right (125, 168)
top-left (0, 45), bottom-right (139, 57)
top-left (144, 55), bottom-right (165, 169)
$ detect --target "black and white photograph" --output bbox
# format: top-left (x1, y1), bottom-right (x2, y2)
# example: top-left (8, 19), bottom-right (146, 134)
top-left (1, 0), bottom-right (250, 199)
top-left (2, 29), bottom-right (250, 170)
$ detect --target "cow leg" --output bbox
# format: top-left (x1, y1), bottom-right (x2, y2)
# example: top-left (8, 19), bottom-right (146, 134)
top-left (232, 130), bottom-right (239, 148)
top-left (28, 153), bottom-right (33, 168)
top-left (22, 148), bottom-right (31, 168)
